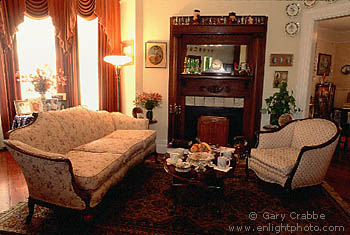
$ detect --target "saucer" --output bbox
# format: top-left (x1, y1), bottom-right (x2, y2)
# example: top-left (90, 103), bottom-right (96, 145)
top-left (213, 166), bottom-right (232, 172)
top-left (166, 158), bottom-right (177, 165)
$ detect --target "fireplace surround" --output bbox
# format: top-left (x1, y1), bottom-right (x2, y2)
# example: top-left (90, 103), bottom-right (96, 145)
top-left (168, 15), bottom-right (268, 146)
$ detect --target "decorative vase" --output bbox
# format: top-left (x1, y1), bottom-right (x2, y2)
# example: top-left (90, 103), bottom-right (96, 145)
top-left (39, 92), bottom-right (46, 111)
top-left (146, 109), bottom-right (153, 120)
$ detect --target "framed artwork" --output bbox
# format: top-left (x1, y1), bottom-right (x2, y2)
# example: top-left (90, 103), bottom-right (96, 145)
top-left (273, 71), bottom-right (288, 88)
top-left (45, 98), bottom-right (59, 111)
top-left (58, 100), bottom-right (68, 110)
top-left (121, 40), bottom-right (134, 65)
top-left (270, 54), bottom-right (293, 66)
top-left (14, 100), bottom-right (32, 115)
top-left (316, 53), bottom-right (332, 76)
top-left (145, 41), bottom-right (167, 68)
top-left (52, 93), bottom-right (66, 100)
top-left (27, 97), bottom-right (43, 112)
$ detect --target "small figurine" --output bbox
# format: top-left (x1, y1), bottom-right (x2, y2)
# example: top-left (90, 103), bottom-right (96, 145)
top-left (247, 15), bottom-right (254, 24)
top-left (193, 9), bottom-right (200, 24)
top-left (228, 12), bottom-right (236, 24)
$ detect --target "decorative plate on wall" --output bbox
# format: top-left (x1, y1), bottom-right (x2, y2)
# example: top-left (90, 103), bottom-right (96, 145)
top-left (341, 65), bottom-right (350, 75)
top-left (286, 3), bottom-right (300, 17)
top-left (285, 22), bottom-right (299, 36)
top-left (303, 0), bottom-right (317, 8)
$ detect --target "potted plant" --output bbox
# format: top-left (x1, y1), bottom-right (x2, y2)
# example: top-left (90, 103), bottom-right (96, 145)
top-left (262, 82), bottom-right (301, 126)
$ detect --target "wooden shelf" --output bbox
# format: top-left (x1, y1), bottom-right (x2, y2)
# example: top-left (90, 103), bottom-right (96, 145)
top-left (179, 73), bottom-right (253, 81)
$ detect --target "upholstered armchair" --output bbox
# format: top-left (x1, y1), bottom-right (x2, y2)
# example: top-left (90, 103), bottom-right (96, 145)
top-left (246, 118), bottom-right (339, 191)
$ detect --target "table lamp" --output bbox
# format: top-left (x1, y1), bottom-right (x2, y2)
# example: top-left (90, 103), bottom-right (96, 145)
top-left (103, 55), bottom-right (132, 111)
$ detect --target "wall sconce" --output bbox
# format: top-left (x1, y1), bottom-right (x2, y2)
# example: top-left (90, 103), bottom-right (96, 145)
top-left (103, 55), bottom-right (132, 110)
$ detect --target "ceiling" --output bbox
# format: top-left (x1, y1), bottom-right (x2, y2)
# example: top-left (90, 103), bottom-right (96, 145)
top-left (318, 16), bottom-right (350, 32)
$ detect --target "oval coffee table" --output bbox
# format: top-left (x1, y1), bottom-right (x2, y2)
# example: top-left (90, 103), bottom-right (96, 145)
top-left (164, 152), bottom-right (236, 216)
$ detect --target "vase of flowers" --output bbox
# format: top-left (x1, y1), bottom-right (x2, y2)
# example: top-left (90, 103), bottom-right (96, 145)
top-left (134, 92), bottom-right (162, 120)
top-left (18, 64), bottom-right (66, 110)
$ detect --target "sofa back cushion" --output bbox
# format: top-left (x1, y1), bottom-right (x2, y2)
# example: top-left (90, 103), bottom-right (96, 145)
top-left (291, 118), bottom-right (338, 149)
top-left (9, 112), bottom-right (72, 154)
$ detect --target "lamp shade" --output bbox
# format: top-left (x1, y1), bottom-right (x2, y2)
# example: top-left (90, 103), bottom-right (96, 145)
top-left (103, 55), bottom-right (132, 66)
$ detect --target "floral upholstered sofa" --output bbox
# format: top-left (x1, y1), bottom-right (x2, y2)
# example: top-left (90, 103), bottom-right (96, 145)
top-left (3, 106), bottom-right (156, 223)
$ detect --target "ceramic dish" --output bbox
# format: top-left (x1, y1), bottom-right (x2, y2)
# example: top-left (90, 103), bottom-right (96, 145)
top-left (286, 3), bottom-right (300, 17)
top-left (188, 152), bottom-right (214, 161)
top-left (303, 0), bottom-right (317, 8)
top-left (285, 22), bottom-right (299, 36)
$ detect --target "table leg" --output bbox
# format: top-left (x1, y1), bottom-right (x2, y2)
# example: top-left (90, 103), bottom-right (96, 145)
top-left (169, 184), bottom-right (178, 215)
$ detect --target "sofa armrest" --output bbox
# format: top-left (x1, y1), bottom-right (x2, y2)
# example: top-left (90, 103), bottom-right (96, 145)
top-left (256, 122), bottom-right (296, 149)
top-left (3, 139), bottom-right (86, 210)
top-left (110, 112), bottom-right (149, 130)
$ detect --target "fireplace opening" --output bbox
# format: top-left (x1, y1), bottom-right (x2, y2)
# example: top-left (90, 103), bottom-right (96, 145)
top-left (184, 106), bottom-right (244, 146)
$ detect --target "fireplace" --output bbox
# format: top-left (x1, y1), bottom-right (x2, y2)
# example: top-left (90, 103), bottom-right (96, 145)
top-left (184, 96), bottom-right (244, 145)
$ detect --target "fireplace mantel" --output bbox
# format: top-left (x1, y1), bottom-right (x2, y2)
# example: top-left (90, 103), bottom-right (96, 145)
top-left (168, 15), bottom-right (268, 146)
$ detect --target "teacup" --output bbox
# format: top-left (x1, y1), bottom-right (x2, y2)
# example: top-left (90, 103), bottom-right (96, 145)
top-left (217, 156), bottom-right (230, 169)
top-left (219, 150), bottom-right (232, 159)
top-left (169, 152), bottom-right (181, 163)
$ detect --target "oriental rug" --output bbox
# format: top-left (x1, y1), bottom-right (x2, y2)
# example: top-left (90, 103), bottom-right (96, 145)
top-left (0, 161), bottom-right (349, 234)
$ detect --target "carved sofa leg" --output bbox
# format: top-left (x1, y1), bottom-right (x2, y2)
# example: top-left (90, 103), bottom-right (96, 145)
top-left (25, 197), bottom-right (35, 224)
top-left (245, 156), bottom-right (249, 180)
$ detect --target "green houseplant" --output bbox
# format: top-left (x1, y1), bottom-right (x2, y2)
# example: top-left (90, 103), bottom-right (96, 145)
top-left (263, 82), bottom-right (301, 126)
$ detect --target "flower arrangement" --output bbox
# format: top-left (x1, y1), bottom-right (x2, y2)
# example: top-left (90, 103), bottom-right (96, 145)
top-left (134, 92), bottom-right (162, 110)
top-left (18, 64), bottom-right (66, 94)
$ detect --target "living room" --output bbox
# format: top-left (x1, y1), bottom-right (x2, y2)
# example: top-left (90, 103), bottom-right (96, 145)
top-left (1, 0), bottom-right (350, 233)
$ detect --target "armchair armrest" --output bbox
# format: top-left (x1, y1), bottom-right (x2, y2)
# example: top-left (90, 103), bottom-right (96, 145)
top-left (3, 139), bottom-right (86, 210)
top-left (110, 112), bottom-right (149, 130)
top-left (256, 122), bottom-right (296, 149)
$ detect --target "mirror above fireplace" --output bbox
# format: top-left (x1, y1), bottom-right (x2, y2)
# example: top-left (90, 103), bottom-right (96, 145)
top-left (185, 44), bottom-right (247, 74)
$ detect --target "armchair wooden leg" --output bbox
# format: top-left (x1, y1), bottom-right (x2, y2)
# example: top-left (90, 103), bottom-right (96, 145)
top-left (25, 197), bottom-right (35, 224)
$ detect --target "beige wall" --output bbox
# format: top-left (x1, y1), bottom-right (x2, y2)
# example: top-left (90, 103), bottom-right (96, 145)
top-left (120, 0), bottom-right (136, 116)
top-left (333, 41), bottom-right (350, 107)
top-left (121, 0), bottom-right (350, 152)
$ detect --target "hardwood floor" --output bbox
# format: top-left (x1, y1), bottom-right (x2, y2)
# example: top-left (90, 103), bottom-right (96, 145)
top-left (0, 149), bottom-right (28, 213)
top-left (0, 148), bottom-right (349, 214)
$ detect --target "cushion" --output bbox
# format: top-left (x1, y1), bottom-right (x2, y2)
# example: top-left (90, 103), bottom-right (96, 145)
top-left (9, 112), bottom-right (72, 154)
top-left (250, 147), bottom-right (300, 175)
top-left (66, 150), bottom-right (124, 190)
top-left (103, 130), bottom-right (157, 149)
top-left (73, 137), bottom-right (144, 159)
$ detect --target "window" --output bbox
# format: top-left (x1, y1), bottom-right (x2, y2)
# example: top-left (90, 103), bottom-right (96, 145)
top-left (16, 16), bottom-right (57, 99)
top-left (77, 16), bottom-right (99, 110)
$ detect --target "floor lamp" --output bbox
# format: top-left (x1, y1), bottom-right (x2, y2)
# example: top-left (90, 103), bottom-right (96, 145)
top-left (103, 55), bottom-right (132, 111)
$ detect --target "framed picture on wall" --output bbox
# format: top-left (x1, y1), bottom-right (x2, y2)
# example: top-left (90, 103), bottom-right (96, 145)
top-left (270, 54), bottom-right (293, 66)
top-left (273, 71), bottom-right (288, 88)
top-left (316, 53), bottom-right (332, 76)
top-left (145, 41), bottom-right (167, 68)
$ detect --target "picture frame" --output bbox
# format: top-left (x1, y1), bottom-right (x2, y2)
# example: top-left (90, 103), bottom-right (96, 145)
top-left (58, 100), bottom-right (68, 110)
top-left (45, 98), bottom-right (59, 111)
top-left (270, 54), bottom-right (293, 66)
top-left (273, 71), bottom-right (288, 88)
top-left (316, 53), bottom-right (332, 76)
top-left (27, 97), bottom-right (43, 113)
top-left (51, 93), bottom-right (66, 101)
top-left (14, 100), bottom-right (32, 115)
top-left (145, 41), bottom-right (167, 68)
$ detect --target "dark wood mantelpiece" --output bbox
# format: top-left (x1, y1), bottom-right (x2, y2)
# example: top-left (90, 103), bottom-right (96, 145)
top-left (168, 15), bottom-right (268, 146)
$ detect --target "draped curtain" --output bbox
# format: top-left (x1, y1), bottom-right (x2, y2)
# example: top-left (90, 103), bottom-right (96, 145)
top-left (0, 0), bottom-right (121, 137)
top-left (0, 0), bottom-right (24, 137)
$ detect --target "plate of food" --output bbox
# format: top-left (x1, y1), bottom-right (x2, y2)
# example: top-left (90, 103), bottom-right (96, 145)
top-left (188, 152), bottom-right (214, 161)
top-left (175, 161), bottom-right (191, 172)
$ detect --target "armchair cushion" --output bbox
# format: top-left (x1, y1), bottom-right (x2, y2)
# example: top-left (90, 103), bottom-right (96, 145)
top-left (250, 147), bottom-right (299, 175)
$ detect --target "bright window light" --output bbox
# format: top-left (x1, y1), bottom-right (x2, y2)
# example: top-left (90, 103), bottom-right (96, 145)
top-left (16, 16), bottom-right (57, 99)
top-left (78, 16), bottom-right (99, 111)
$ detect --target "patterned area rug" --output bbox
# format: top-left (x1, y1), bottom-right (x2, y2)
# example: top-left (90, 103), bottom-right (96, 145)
top-left (0, 161), bottom-right (349, 234)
